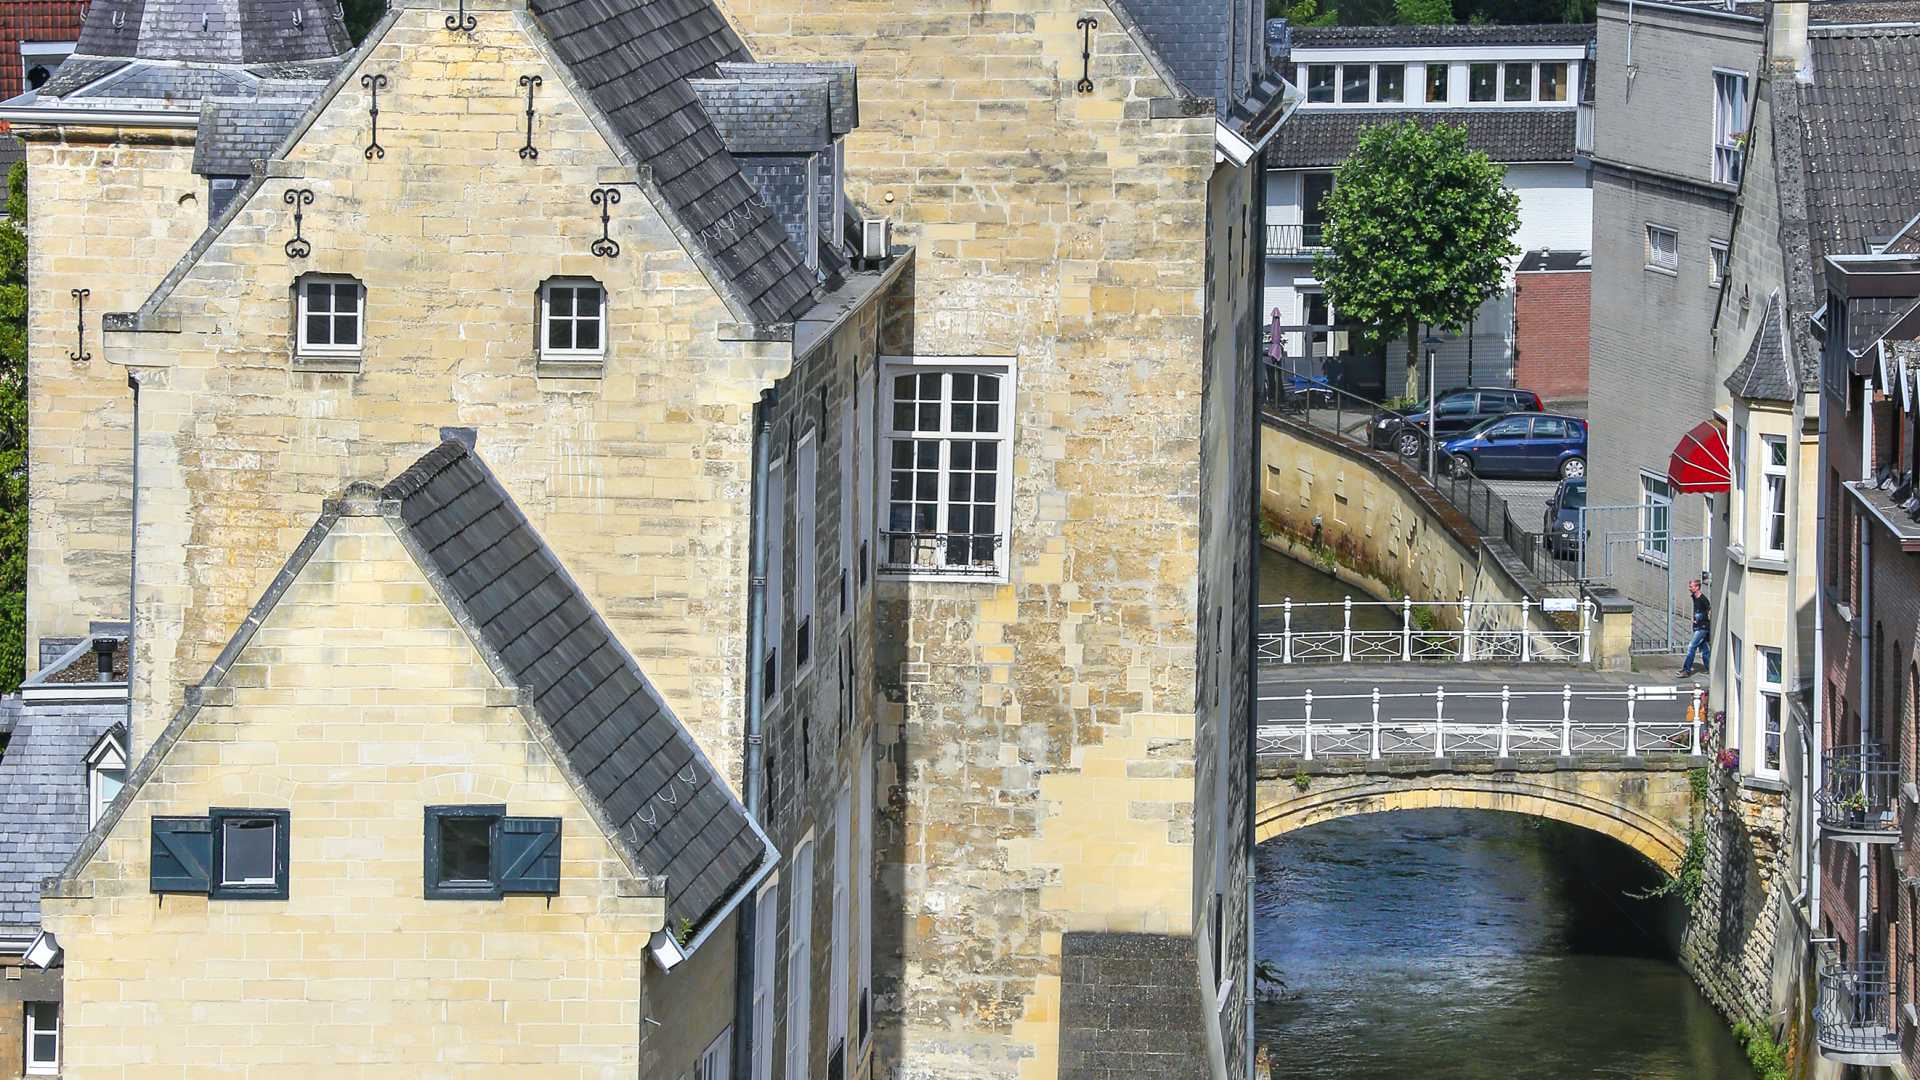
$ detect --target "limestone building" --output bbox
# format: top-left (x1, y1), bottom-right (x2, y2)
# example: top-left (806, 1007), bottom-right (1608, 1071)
top-left (2, 0), bottom-right (1290, 1074)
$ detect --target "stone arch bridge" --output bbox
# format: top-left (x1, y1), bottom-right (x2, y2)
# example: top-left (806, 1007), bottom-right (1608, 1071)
top-left (1255, 665), bottom-right (1709, 873)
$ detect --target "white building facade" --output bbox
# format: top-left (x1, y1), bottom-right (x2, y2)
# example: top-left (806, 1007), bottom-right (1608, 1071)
top-left (1262, 23), bottom-right (1595, 400)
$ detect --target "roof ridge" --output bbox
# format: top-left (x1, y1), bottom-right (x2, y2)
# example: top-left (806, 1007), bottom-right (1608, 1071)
top-left (379, 439), bottom-right (470, 502)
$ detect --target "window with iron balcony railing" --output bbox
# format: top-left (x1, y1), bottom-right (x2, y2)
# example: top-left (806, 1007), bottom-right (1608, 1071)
top-left (1266, 223), bottom-right (1328, 258)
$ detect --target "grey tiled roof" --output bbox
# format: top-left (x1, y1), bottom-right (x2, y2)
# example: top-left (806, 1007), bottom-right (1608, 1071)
top-left (1800, 27), bottom-right (1920, 265)
top-left (0, 698), bottom-right (125, 932)
top-left (192, 96), bottom-right (308, 175)
top-left (384, 442), bottom-right (769, 933)
top-left (39, 57), bottom-right (130, 96)
top-left (529, 0), bottom-right (819, 325)
top-left (738, 154), bottom-right (816, 263)
top-left (69, 62), bottom-right (254, 101)
top-left (688, 77), bottom-right (832, 154)
top-left (1887, 212), bottom-right (1920, 255)
top-left (715, 61), bottom-right (857, 135)
top-left (1290, 23), bottom-right (1594, 48)
top-left (1265, 107), bottom-right (1576, 168)
top-left (74, 0), bottom-right (351, 64)
top-left (1109, 0), bottom-right (1281, 137)
top-left (1725, 293), bottom-right (1794, 402)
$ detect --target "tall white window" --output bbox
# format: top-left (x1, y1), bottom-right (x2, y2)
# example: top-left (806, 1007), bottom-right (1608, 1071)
top-left (1761, 435), bottom-right (1789, 558)
top-left (296, 274), bottom-right (364, 359)
top-left (1731, 422), bottom-right (1747, 544)
top-left (1646, 225), bottom-right (1679, 273)
top-left (764, 453), bottom-right (786, 700)
top-left (795, 431), bottom-right (818, 670)
top-left (786, 838), bottom-right (815, 1080)
top-left (87, 728), bottom-right (128, 827)
top-left (751, 879), bottom-right (779, 1080)
top-left (24, 1002), bottom-right (58, 1075)
top-left (828, 782), bottom-right (852, 1063)
top-left (879, 359), bottom-right (1014, 578)
top-left (1758, 646), bottom-right (1784, 778)
top-left (1729, 633), bottom-right (1744, 754)
top-left (1640, 471), bottom-right (1672, 563)
top-left (1713, 70), bottom-right (1749, 185)
top-left (539, 277), bottom-right (606, 361)
top-left (1709, 242), bottom-right (1730, 289)
top-left (855, 734), bottom-right (874, 1053)
top-left (856, 369), bottom-right (876, 588)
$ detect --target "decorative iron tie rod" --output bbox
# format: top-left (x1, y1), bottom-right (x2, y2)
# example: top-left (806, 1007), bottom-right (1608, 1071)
top-left (68, 288), bottom-right (90, 363)
top-left (1075, 16), bottom-right (1098, 94)
top-left (361, 73), bottom-right (387, 160)
top-left (446, 0), bottom-right (476, 32)
top-left (590, 187), bottom-right (621, 258)
top-left (518, 74), bottom-right (542, 160)
top-left (284, 188), bottom-right (315, 259)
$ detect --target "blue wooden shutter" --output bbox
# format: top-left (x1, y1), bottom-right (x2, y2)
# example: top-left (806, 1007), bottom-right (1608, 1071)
top-left (495, 816), bottom-right (561, 895)
top-left (150, 816), bottom-right (213, 893)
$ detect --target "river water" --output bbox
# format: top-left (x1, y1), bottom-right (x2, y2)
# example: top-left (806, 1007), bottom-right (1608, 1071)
top-left (1253, 550), bottom-right (1757, 1080)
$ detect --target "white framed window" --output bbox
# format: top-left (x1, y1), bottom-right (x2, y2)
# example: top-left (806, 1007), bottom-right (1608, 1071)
top-left (1729, 633), bottom-right (1744, 753)
top-left (786, 837), bottom-right (815, 1080)
top-left (295, 274), bottom-right (364, 359)
top-left (1375, 64), bottom-right (1404, 103)
top-left (1713, 69), bottom-right (1750, 185)
top-left (1731, 422), bottom-right (1746, 544)
top-left (1761, 434), bottom-right (1789, 558)
top-left (1646, 225), bottom-right (1679, 274)
top-left (87, 727), bottom-right (128, 827)
top-left (24, 1001), bottom-right (58, 1075)
top-left (1710, 242), bottom-right (1730, 289)
top-left (21, 41), bottom-right (74, 92)
top-left (751, 877), bottom-right (779, 1080)
top-left (855, 368), bottom-right (876, 590)
top-left (828, 781), bottom-right (852, 1061)
top-left (539, 277), bottom-right (605, 361)
top-left (763, 451), bottom-right (786, 700)
top-left (795, 430), bottom-right (818, 672)
top-left (1640, 471), bottom-right (1673, 564)
top-left (1758, 645), bottom-right (1784, 778)
top-left (855, 733), bottom-right (874, 1054)
top-left (1502, 62), bottom-right (1534, 102)
top-left (878, 357), bottom-right (1015, 579)
top-left (697, 1025), bottom-right (732, 1080)
top-left (1539, 61), bottom-right (1569, 102)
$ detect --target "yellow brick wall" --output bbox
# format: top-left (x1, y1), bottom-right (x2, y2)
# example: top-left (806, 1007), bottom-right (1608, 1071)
top-left (732, 2), bottom-right (1224, 1075)
top-left (24, 131), bottom-right (208, 665)
top-left (81, 5), bottom-right (792, 781)
top-left (40, 511), bottom-right (726, 1079)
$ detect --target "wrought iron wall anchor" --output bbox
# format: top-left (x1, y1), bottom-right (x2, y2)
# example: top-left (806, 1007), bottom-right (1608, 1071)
top-left (67, 289), bottom-right (90, 363)
top-left (590, 187), bottom-right (620, 257)
top-left (1075, 16), bottom-right (1098, 94)
top-left (517, 74), bottom-right (541, 160)
top-left (445, 0), bottom-right (475, 32)
top-left (284, 188), bottom-right (315, 259)
top-left (361, 73), bottom-right (387, 160)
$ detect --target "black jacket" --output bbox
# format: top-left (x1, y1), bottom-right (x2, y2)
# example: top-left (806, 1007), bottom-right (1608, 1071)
top-left (1692, 592), bottom-right (1710, 631)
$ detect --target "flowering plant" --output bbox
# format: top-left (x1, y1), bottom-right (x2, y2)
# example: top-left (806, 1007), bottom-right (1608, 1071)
top-left (1716, 747), bottom-right (1739, 772)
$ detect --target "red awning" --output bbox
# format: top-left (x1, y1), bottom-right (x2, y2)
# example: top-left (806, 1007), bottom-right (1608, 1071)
top-left (1668, 420), bottom-right (1732, 494)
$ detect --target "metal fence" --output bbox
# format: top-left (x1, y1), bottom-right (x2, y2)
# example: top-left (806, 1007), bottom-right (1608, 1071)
top-left (1256, 684), bottom-right (1707, 760)
top-left (1256, 597), bottom-right (1593, 665)
top-left (1575, 504), bottom-right (1708, 654)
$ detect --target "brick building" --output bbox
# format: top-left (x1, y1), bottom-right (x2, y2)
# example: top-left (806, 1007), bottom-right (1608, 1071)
top-left (1512, 248), bottom-right (1590, 403)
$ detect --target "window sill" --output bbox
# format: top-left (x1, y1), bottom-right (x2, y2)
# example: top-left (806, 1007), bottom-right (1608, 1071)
top-left (535, 357), bottom-right (606, 380)
top-left (1643, 264), bottom-right (1678, 278)
top-left (1747, 553), bottom-right (1789, 573)
top-left (1740, 773), bottom-right (1788, 794)
top-left (293, 353), bottom-right (363, 374)
top-left (1726, 543), bottom-right (1745, 566)
top-left (878, 568), bottom-right (1010, 585)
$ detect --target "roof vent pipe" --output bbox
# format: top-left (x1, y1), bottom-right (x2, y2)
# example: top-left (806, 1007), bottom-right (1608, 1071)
top-left (94, 638), bottom-right (115, 682)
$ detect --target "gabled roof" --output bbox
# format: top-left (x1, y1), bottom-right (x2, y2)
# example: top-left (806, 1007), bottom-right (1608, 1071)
top-left (74, 0), bottom-right (350, 64)
top-left (715, 61), bottom-right (858, 135)
top-left (528, 0), bottom-right (821, 325)
top-left (1107, 0), bottom-right (1297, 144)
top-left (191, 95), bottom-right (308, 175)
top-left (1289, 23), bottom-right (1594, 49)
top-left (54, 442), bottom-right (772, 942)
top-left (1725, 292), bottom-right (1795, 402)
top-left (1799, 26), bottom-right (1920, 266)
top-left (688, 76), bottom-right (833, 154)
top-left (383, 442), bottom-right (771, 933)
top-left (1265, 107), bottom-right (1576, 168)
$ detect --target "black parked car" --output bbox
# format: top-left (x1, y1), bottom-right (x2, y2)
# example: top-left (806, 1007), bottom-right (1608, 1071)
top-left (1370, 386), bottom-right (1545, 457)
top-left (1541, 476), bottom-right (1587, 559)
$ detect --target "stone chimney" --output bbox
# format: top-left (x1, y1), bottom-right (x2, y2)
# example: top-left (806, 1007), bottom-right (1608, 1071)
top-left (1771, 0), bottom-right (1811, 81)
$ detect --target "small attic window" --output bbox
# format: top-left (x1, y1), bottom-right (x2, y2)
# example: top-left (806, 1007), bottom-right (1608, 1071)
top-left (295, 273), bottom-right (364, 363)
top-left (86, 726), bottom-right (128, 827)
top-left (424, 805), bottom-right (561, 899)
top-left (538, 277), bottom-right (606, 376)
top-left (207, 176), bottom-right (245, 222)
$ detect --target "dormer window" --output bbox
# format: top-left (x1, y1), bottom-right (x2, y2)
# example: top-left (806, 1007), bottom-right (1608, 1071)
top-left (1469, 63), bottom-right (1497, 102)
top-left (295, 274), bottom-right (364, 362)
top-left (85, 726), bottom-right (127, 827)
top-left (1306, 64), bottom-right (1334, 103)
top-left (540, 278), bottom-right (606, 362)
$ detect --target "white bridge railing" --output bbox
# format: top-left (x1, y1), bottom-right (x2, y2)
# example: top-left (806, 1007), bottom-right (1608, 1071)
top-left (1257, 684), bottom-right (1706, 760)
top-left (1257, 596), bottom-right (1594, 665)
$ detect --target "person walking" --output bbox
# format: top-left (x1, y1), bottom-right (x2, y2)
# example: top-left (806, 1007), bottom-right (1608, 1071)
top-left (1679, 579), bottom-right (1711, 677)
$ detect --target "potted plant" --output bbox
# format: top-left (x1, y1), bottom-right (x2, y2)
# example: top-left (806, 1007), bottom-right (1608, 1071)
top-left (1840, 788), bottom-right (1869, 827)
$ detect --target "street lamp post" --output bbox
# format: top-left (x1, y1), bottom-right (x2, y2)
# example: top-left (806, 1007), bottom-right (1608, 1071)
top-left (1424, 331), bottom-right (1443, 480)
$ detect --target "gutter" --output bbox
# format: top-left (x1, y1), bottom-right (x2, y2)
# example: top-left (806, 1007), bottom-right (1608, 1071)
top-left (0, 105), bottom-right (197, 128)
top-left (127, 373), bottom-right (140, 747)
top-left (733, 389), bottom-right (776, 1072)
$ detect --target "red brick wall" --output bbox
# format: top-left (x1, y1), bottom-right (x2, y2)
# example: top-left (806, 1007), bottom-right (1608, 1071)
top-left (1513, 270), bottom-right (1590, 403)
top-left (0, 2), bottom-right (88, 102)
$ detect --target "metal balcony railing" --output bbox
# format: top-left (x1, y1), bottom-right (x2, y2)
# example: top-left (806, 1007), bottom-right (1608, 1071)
top-left (1266, 223), bottom-right (1328, 258)
top-left (1817, 745), bottom-right (1901, 838)
top-left (1575, 102), bottom-right (1595, 156)
top-left (877, 530), bottom-right (1003, 576)
top-left (1816, 961), bottom-right (1902, 1064)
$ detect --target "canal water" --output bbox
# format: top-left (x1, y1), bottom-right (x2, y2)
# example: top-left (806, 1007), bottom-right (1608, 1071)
top-left (1254, 549), bottom-right (1758, 1080)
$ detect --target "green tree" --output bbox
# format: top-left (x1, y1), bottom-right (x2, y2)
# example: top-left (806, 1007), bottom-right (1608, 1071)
top-left (1395, 0), bottom-right (1453, 23)
top-left (0, 164), bottom-right (27, 693)
top-left (342, 0), bottom-right (386, 41)
top-left (1312, 120), bottom-right (1521, 396)
top-left (1267, 0), bottom-right (1338, 25)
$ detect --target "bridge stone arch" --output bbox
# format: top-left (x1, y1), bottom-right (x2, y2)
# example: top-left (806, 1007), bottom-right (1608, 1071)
top-left (1254, 765), bottom-right (1696, 874)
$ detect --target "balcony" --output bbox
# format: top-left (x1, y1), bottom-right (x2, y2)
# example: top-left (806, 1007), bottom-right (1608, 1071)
top-left (1816, 961), bottom-right (1903, 1066)
top-left (877, 530), bottom-right (1003, 577)
top-left (1817, 745), bottom-right (1901, 842)
top-left (1266, 223), bottom-right (1328, 259)
top-left (1575, 102), bottom-right (1594, 157)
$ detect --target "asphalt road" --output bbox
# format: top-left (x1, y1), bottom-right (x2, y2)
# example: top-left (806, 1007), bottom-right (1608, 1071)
top-left (1256, 666), bottom-right (1705, 728)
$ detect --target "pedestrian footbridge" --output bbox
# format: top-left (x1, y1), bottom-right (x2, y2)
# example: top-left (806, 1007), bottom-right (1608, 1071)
top-left (1254, 665), bottom-right (1707, 873)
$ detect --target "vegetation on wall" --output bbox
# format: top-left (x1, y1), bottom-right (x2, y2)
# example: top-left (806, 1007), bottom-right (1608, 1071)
top-left (1313, 121), bottom-right (1521, 395)
top-left (0, 164), bottom-right (26, 694)
top-left (1267, 0), bottom-right (1595, 22)
top-left (1729, 1021), bottom-right (1789, 1080)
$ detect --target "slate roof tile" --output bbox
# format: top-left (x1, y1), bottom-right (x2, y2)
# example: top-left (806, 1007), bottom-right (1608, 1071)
top-left (688, 76), bottom-right (832, 154)
top-left (191, 96), bottom-right (307, 175)
top-left (384, 441), bottom-right (768, 931)
top-left (1264, 107), bottom-right (1576, 168)
top-left (1724, 293), bottom-right (1795, 402)
top-left (0, 694), bottom-right (126, 932)
top-left (1799, 27), bottom-right (1920, 266)
top-left (713, 61), bottom-right (858, 134)
top-left (74, 0), bottom-right (349, 64)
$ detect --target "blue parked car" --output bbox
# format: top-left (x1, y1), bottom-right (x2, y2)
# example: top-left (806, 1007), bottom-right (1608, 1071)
top-left (1542, 476), bottom-right (1586, 559)
top-left (1440, 412), bottom-right (1587, 480)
